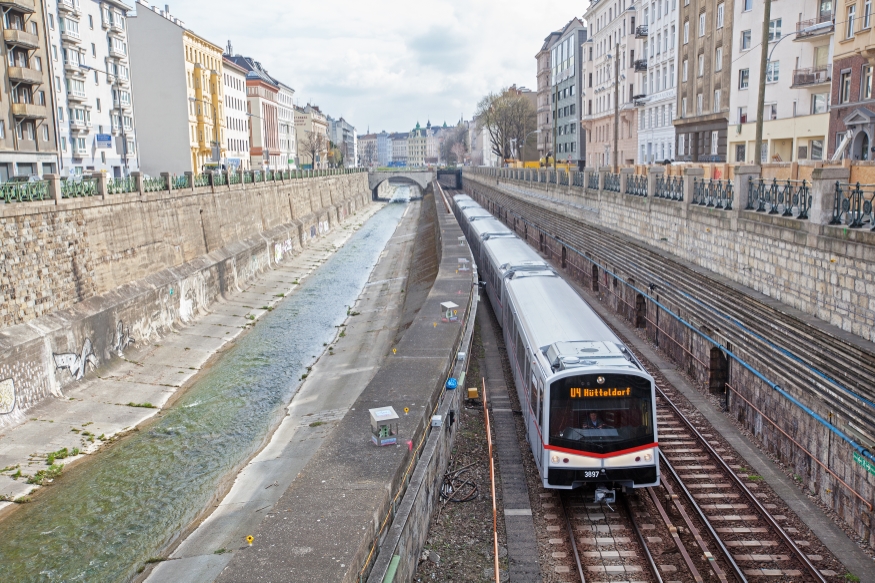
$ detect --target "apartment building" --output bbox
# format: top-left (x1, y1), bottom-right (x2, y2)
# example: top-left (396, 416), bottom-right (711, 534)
top-left (328, 115), bottom-right (356, 167)
top-left (222, 54), bottom-right (248, 170)
top-left (390, 131), bottom-right (407, 165)
top-left (0, 0), bottom-right (59, 180)
top-left (294, 104), bottom-right (329, 169)
top-left (729, 0), bottom-right (833, 164)
top-left (376, 130), bottom-right (391, 166)
top-left (49, 0), bottom-right (139, 177)
top-left (550, 19), bottom-right (587, 168)
top-left (408, 121), bottom-right (427, 167)
top-left (536, 30), bottom-right (561, 161)
top-left (828, 0), bottom-right (875, 160)
top-left (128, 1), bottom-right (224, 174)
top-left (636, 0), bottom-right (679, 163)
top-left (277, 82), bottom-right (296, 169)
top-left (581, 0), bottom-right (638, 167)
top-left (674, 0), bottom-right (734, 162)
top-left (357, 132), bottom-right (376, 166)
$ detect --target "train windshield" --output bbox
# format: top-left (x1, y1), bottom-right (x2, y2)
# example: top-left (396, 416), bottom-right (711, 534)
top-left (549, 373), bottom-right (654, 454)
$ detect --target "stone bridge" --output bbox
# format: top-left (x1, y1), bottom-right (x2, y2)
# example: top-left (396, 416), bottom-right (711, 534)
top-left (367, 170), bottom-right (435, 199)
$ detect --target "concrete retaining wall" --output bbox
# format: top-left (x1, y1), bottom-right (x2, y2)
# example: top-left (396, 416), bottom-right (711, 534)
top-left (464, 172), bottom-right (875, 549)
top-left (0, 174), bottom-right (371, 426)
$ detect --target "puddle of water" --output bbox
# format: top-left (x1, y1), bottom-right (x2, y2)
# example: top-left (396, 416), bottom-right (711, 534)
top-left (0, 198), bottom-right (409, 582)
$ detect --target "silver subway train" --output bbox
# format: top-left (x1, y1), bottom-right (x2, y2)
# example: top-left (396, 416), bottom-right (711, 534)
top-left (453, 193), bottom-right (659, 497)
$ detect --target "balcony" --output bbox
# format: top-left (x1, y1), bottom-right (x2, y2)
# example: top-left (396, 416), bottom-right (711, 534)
top-left (795, 13), bottom-right (834, 40)
top-left (792, 65), bottom-right (832, 87)
top-left (7, 65), bottom-right (42, 84)
top-left (60, 29), bottom-right (81, 44)
top-left (66, 87), bottom-right (86, 102)
top-left (57, 0), bottom-right (80, 15)
top-left (0, 0), bottom-right (35, 14)
top-left (108, 45), bottom-right (126, 59)
top-left (64, 61), bottom-right (86, 75)
top-left (634, 59), bottom-right (647, 72)
top-left (3, 29), bottom-right (39, 50)
top-left (112, 99), bottom-right (132, 111)
top-left (69, 118), bottom-right (89, 131)
top-left (635, 25), bottom-right (648, 38)
top-left (11, 102), bottom-right (46, 118)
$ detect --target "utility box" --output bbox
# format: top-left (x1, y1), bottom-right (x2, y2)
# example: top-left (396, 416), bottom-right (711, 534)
top-left (468, 387), bottom-right (479, 399)
top-left (458, 258), bottom-right (470, 272)
top-left (440, 301), bottom-right (459, 323)
top-left (369, 407), bottom-right (399, 446)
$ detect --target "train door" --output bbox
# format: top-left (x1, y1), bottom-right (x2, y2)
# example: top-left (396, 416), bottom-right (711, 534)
top-left (531, 371), bottom-right (542, 469)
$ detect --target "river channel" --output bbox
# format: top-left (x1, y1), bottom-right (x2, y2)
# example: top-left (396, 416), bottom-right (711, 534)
top-left (0, 194), bottom-right (409, 582)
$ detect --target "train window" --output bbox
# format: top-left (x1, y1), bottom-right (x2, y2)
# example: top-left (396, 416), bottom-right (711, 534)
top-left (538, 379), bottom-right (545, 427)
top-left (530, 373), bottom-right (538, 421)
top-left (548, 374), bottom-right (654, 454)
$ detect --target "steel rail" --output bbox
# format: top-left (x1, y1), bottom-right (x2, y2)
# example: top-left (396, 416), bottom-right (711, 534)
top-left (620, 492), bottom-right (664, 583)
top-left (559, 493), bottom-right (587, 583)
top-left (653, 382), bottom-right (827, 583)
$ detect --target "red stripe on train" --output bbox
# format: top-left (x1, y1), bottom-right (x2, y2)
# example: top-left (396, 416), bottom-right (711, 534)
top-left (544, 442), bottom-right (659, 459)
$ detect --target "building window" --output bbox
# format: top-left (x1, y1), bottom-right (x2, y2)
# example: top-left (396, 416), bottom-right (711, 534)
top-left (736, 144), bottom-right (746, 162)
top-left (698, 54), bottom-right (704, 77)
top-left (683, 59), bottom-right (688, 81)
top-left (699, 12), bottom-right (705, 36)
top-left (840, 71), bottom-right (851, 103)
top-left (679, 133), bottom-right (686, 156)
top-left (811, 140), bottom-right (824, 161)
top-left (864, 65), bottom-right (873, 100)
top-left (714, 90), bottom-right (721, 112)
top-left (743, 0), bottom-right (752, 10)
top-left (768, 19), bottom-right (782, 41)
top-left (41, 125), bottom-right (48, 141)
top-left (766, 61), bottom-right (779, 83)
top-left (716, 3), bottom-right (724, 28)
top-left (741, 30), bottom-right (751, 50)
top-left (739, 68), bottom-right (750, 89)
top-left (683, 21), bottom-right (689, 44)
top-left (697, 93), bottom-right (703, 115)
top-left (681, 97), bottom-right (687, 117)
top-left (738, 106), bottom-right (748, 123)
top-left (715, 47), bottom-right (723, 71)
top-left (867, 0), bottom-right (873, 29)
top-left (766, 103), bottom-right (777, 120)
top-left (811, 93), bottom-right (828, 114)
top-left (848, 5), bottom-right (857, 39)
top-left (88, 14), bottom-right (93, 29)
top-left (711, 131), bottom-right (719, 156)
top-left (57, 106), bottom-right (64, 121)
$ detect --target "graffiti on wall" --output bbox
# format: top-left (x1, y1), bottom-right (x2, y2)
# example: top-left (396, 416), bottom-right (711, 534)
top-left (179, 271), bottom-right (209, 323)
top-left (0, 378), bottom-right (15, 415)
top-left (113, 321), bottom-right (135, 357)
top-left (54, 338), bottom-right (99, 381)
top-left (274, 238), bottom-right (294, 264)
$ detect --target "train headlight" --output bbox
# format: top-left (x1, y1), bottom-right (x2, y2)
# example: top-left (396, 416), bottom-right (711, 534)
top-left (643, 453), bottom-right (652, 462)
top-left (550, 454), bottom-right (560, 463)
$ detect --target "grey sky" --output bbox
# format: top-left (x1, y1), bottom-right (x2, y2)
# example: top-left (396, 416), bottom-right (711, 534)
top-left (159, 0), bottom-right (582, 134)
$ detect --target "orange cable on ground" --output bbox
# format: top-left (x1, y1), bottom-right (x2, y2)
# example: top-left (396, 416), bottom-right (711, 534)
top-left (483, 377), bottom-right (499, 582)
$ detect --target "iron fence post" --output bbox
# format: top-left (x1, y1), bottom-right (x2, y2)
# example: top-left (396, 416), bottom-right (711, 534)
top-left (46, 173), bottom-right (61, 205)
top-left (130, 171), bottom-right (144, 197)
top-left (682, 167), bottom-right (703, 219)
top-left (93, 172), bottom-right (108, 200)
top-left (810, 167), bottom-right (850, 226)
top-left (732, 165), bottom-right (760, 228)
top-left (160, 172), bottom-right (172, 192)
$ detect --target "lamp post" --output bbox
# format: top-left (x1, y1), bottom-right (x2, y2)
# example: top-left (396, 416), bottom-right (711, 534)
top-left (613, 43), bottom-right (619, 173)
top-left (190, 96), bottom-right (221, 169)
top-left (754, 9), bottom-right (832, 164)
top-left (80, 64), bottom-right (130, 177)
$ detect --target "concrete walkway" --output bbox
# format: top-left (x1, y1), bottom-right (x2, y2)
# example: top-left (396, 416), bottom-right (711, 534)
top-left (0, 202), bottom-right (384, 511)
top-left (143, 200), bottom-right (421, 582)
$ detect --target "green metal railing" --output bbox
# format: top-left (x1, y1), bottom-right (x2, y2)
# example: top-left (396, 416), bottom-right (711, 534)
top-left (0, 180), bottom-right (49, 203)
top-left (171, 175), bottom-right (188, 190)
top-left (243, 172), bottom-right (253, 184)
top-left (107, 176), bottom-right (137, 194)
top-left (212, 172), bottom-right (227, 186)
top-left (61, 177), bottom-right (98, 198)
top-left (193, 173), bottom-right (210, 188)
top-left (229, 172), bottom-right (241, 185)
top-left (145, 176), bottom-right (169, 192)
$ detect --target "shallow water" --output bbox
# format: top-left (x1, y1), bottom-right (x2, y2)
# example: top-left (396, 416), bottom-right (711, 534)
top-left (0, 196), bottom-right (408, 582)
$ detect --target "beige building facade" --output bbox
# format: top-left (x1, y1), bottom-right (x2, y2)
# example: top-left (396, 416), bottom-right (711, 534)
top-left (184, 31), bottom-right (224, 172)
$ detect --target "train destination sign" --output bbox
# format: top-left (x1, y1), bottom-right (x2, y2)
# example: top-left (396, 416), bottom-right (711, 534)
top-left (569, 387), bottom-right (632, 398)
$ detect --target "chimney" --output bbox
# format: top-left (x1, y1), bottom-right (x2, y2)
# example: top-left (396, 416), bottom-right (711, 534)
top-left (165, 4), bottom-right (170, 14)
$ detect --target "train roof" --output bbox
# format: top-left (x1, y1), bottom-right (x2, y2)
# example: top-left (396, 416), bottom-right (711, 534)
top-left (483, 237), bottom-right (550, 272)
top-left (470, 218), bottom-right (514, 239)
top-left (452, 194), bottom-right (473, 202)
top-left (506, 273), bottom-right (640, 374)
top-left (461, 207), bottom-right (492, 220)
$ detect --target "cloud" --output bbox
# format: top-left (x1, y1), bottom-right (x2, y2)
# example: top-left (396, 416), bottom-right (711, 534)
top-left (151, 0), bottom-right (583, 131)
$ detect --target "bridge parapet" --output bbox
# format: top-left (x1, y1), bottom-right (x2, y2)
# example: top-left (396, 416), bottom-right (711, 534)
top-left (367, 169), bottom-right (435, 193)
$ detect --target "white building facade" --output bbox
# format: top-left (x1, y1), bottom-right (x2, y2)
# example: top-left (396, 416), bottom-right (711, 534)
top-left (277, 82), bottom-right (296, 169)
top-left (222, 55), bottom-right (248, 170)
top-left (50, 0), bottom-right (139, 176)
top-left (636, 0), bottom-right (678, 163)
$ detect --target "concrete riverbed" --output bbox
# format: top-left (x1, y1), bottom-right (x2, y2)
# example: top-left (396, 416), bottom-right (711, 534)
top-left (0, 192), bottom-right (412, 582)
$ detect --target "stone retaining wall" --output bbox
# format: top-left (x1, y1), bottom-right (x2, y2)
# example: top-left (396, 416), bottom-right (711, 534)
top-left (0, 175), bottom-right (371, 425)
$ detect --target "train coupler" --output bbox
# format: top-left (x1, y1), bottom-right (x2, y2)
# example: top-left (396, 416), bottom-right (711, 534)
top-left (594, 487), bottom-right (616, 509)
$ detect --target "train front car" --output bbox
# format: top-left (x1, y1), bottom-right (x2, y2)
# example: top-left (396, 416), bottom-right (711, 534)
top-left (544, 346), bottom-right (658, 499)
top-left (504, 271), bottom-right (658, 503)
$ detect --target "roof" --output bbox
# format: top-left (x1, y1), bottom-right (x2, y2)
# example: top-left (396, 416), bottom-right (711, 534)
top-left (483, 237), bottom-right (548, 270)
top-left (223, 54), bottom-right (295, 93)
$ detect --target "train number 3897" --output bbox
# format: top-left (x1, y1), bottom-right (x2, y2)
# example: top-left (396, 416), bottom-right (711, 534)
top-left (584, 471), bottom-right (600, 478)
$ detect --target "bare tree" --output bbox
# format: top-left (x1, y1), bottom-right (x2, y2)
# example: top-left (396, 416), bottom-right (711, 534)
top-left (301, 131), bottom-right (328, 169)
top-left (361, 141), bottom-right (377, 167)
top-left (440, 123), bottom-right (469, 166)
top-left (475, 87), bottom-right (537, 162)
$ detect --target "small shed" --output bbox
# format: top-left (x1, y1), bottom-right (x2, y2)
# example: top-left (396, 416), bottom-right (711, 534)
top-left (440, 301), bottom-right (460, 323)
top-left (369, 406), bottom-right (399, 446)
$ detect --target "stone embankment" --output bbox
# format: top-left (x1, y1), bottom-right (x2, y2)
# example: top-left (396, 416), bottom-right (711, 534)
top-left (0, 171), bottom-right (371, 426)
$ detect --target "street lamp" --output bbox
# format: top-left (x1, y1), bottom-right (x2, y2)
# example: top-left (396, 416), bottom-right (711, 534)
top-left (754, 6), bottom-right (832, 164)
top-left (189, 96), bottom-right (221, 169)
top-left (79, 64), bottom-right (130, 176)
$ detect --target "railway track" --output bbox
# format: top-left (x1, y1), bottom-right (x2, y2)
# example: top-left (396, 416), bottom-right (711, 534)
top-left (465, 180), bottom-right (875, 515)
